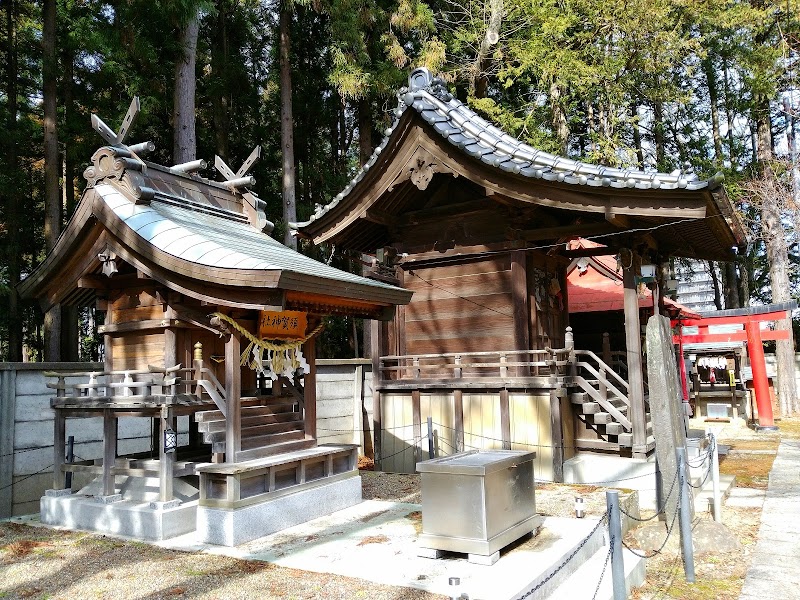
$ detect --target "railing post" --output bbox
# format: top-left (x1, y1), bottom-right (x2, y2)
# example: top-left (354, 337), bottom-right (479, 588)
top-left (413, 357), bottom-right (420, 379)
top-left (56, 376), bottom-right (65, 398)
top-left (710, 433), bottom-right (721, 522)
top-left (500, 354), bottom-right (507, 378)
top-left (88, 372), bottom-right (98, 397)
top-left (565, 326), bottom-right (576, 376)
top-left (676, 446), bottom-right (696, 582)
top-left (606, 490), bottom-right (627, 600)
top-left (454, 355), bottom-right (462, 379)
top-left (194, 342), bottom-right (203, 397)
top-left (427, 417), bottom-right (435, 459)
top-left (122, 371), bottom-right (133, 397)
top-left (602, 332), bottom-right (612, 366)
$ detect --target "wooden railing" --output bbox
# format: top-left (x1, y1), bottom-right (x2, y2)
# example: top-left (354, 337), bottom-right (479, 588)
top-left (44, 343), bottom-right (227, 415)
top-left (380, 348), bottom-right (565, 380)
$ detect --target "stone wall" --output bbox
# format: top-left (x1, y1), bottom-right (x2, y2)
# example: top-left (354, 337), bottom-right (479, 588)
top-left (0, 360), bottom-right (374, 517)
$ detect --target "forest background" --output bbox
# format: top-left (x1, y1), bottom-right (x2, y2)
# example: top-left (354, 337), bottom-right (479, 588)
top-left (1, 0), bottom-right (799, 372)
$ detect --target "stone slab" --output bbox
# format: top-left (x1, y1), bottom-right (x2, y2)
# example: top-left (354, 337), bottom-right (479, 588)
top-left (40, 493), bottom-right (197, 541)
top-left (196, 475), bottom-right (363, 547)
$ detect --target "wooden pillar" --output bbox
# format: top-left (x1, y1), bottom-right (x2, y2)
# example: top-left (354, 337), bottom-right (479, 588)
top-left (159, 405), bottom-right (175, 501)
top-left (550, 390), bottom-right (564, 483)
top-left (511, 250), bottom-right (530, 376)
top-left (453, 390), bottom-right (465, 453)
top-left (371, 319), bottom-right (384, 469)
top-left (225, 331), bottom-right (241, 463)
top-left (303, 337), bottom-right (317, 440)
top-left (623, 262), bottom-right (647, 458)
top-left (53, 408), bottom-right (66, 490)
top-left (102, 408), bottom-right (117, 496)
top-left (500, 388), bottom-right (512, 450)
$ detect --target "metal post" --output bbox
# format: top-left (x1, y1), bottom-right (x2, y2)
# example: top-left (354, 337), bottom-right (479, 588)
top-left (427, 417), bottom-right (434, 459)
top-left (655, 456), bottom-right (665, 521)
top-left (676, 447), bottom-right (696, 582)
top-left (710, 433), bottom-right (721, 522)
top-left (606, 490), bottom-right (626, 600)
top-left (65, 435), bottom-right (75, 490)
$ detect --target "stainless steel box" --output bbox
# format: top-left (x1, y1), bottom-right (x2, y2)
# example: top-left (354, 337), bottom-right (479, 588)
top-left (416, 450), bottom-right (539, 557)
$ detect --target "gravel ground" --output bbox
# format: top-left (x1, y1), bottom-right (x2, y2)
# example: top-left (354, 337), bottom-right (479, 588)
top-left (4, 418), bottom-right (793, 600)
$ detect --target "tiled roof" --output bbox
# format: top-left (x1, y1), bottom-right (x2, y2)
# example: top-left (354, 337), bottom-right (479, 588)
top-left (296, 68), bottom-right (723, 228)
top-left (96, 183), bottom-right (401, 293)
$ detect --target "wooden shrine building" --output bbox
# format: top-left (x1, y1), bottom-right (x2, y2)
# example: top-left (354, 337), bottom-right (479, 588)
top-left (295, 68), bottom-right (747, 478)
top-left (18, 101), bottom-right (411, 544)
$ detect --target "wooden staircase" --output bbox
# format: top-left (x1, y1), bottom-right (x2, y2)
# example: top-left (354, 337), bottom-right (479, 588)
top-left (569, 389), bottom-right (654, 452)
top-left (194, 381), bottom-right (315, 462)
top-left (565, 350), bottom-right (655, 454)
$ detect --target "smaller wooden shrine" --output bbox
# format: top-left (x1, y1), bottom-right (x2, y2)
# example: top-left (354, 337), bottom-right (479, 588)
top-left (18, 99), bottom-right (411, 543)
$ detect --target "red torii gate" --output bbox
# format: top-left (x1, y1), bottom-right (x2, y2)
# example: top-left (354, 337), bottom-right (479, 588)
top-left (672, 302), bottom-right (797, 430)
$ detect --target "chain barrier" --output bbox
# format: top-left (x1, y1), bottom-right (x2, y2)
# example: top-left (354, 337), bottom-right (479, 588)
top-left (621, 479), bottom-right (682, 558)
top-left (514, 510), bottom-right (609, 600)
top-left (0, 463), bottom-right (55, 493)
top-left (591, 538), bottom-right (614, 600)
top-left (619, 468), bottom-right (680, 522)
top-left (687, 437), bottom-right (715, 490)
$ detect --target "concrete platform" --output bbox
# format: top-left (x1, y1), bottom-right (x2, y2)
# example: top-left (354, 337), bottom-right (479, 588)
top-left (40, 490), bottom-right (197, 541)
top-left (160, 500), bottom-right (643, 600)
top-left (196, 474), bottom-right (363, 546)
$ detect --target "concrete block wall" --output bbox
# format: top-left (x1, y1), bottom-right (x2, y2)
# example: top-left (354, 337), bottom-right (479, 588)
top-left (315, 359), bottom-right (373, 450)
top-left (1, 360), bottom-right (375, 517)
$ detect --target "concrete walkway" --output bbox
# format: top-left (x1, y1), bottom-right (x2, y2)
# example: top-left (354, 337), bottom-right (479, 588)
top-left (739, 440), bottom-right (800, 600)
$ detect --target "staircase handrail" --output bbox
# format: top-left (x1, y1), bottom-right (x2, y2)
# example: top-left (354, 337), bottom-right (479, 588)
top-left (573, 376), bottom-right (632, 430)
top-left (574, 350), bottom-right (630, 392)
top-left (573, 359), bottom-right (630, 408)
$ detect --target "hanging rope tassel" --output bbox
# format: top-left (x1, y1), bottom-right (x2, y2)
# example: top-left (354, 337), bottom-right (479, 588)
top-left (212, 312), bottom-right (324, 376)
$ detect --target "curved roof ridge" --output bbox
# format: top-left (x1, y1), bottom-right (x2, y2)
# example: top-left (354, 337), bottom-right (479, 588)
top-left (293, 68), bottom-right (723, 230)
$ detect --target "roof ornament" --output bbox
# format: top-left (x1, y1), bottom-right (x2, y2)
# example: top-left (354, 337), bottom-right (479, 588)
top-left (84, 97), bottom-right (156, 201)
top-left (214, 147), bottom-right (274, 233)
top-left (90, 97), bottom-right (154, 166)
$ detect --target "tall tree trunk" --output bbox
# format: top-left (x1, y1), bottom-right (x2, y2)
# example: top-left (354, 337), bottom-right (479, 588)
top-left (470, 0), bottom-right (503, 98)
top-left (280, 4), bottom-right (297, 249)
top-left (173, 7), bottom-right (200, 163)
top-left (723, 61), bottom-right (738, 168)
top-left (702, 56), bottom-right (724, 165)
top-left (43, 0), bottom-right (62, 361)
top-left (61, 42), bottom-right (78, 361)
top-left (5, 0), bottom-right (22, 361)
top-left (211, 0), bottom-right (230, 162)
top-left (722, 262), bottom-right (741, 309)
top-left (358, 97), bottom-right (373, 166)
top-left (630, 103), bottom-right (644, 169)
top-left (707, 261), bottom-right (723, 310)
top-left (755, 96), bottom-right (798, 415)
top-left (550, 83), bottom-right (569, 156)
top-left (653, 101), bottom-right (666, 168)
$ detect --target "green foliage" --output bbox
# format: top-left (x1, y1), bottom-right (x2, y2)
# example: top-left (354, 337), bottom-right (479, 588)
top-left (1, 0), bottom-right (799, 358)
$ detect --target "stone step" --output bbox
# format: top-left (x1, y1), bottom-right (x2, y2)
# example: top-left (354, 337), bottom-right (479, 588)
top-left (197, 411), bottom-right (301, 433)
top-left (211, 429), bottom-right (306, 455)
top-left (570, 393), bottom-right (591, 404)
top-left (202, 419), bottom-right (304, 444)
top-left (195, 399), bottom-right (298, 423)
top-left (234, 437), bottom-right (317, 462)
top-left (593, 412), bottom-right (614, 425)
top-left (581, 402), bottom-right (601, 415)
top-left (605, 422), bottom-right (624, 435)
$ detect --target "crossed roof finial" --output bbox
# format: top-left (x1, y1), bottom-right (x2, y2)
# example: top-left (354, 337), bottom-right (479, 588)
top-left (90, 97), bottom-right (154, 164)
